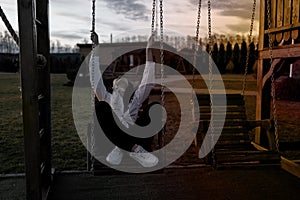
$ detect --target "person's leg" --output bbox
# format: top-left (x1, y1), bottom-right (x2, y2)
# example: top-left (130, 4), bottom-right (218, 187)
top-left (95, 101), bottom-right (137, 151)
top-left (135, 102), bottom-right (163, 151)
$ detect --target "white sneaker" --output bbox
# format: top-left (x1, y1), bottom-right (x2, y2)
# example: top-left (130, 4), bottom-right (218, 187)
top-left (106, 146), bottom-right (124, 165)
top-left (129, 145), bottom-right (158, 168)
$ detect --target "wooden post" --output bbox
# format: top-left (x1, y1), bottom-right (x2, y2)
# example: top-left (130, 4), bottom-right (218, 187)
top-left (276, 0), bottom-right (284, 42)
top-left (283, 0), bottom-right (291, 41)
top-left (36, 0), bottom-right (52, 195)
top-left (18, 0), bottom-right (51, 199)
top-left (256, 0), bottom-right (266, 144)
top-left (17, 0), bottom-right (41, 199)
top-left (292, 0), bottom-right (299, 40)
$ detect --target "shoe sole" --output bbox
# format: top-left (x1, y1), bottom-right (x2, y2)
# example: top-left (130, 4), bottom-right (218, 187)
top-left (129, 154), bottom-right (159, 168)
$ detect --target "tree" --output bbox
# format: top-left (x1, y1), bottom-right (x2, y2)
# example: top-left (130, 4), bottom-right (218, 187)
top-left (240, 40), bottom-right (247, 74)
top-left (212, 43), bottom-right (219, 73)
top-left (225, 41), bottom-right (232, 66)
top-left (232, 43), bottom-right (240, 74)
top-left (248, 42), bottom-right (256, 74)
top-left (219, 42), bottom-right (225, 74)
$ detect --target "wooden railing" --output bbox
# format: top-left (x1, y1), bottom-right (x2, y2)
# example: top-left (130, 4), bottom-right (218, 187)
top-left (263, 0), bottom-right (300, 48)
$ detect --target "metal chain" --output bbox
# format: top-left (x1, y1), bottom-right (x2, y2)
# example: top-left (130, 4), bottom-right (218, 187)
top-left (92, 0), bottom-right (96, 34)
top-left (191, 0), bottom-right (202, 116)
top-left (151, 0), bottom-right (156, 34)
top-left (159, 0), bottom-right (165, 147)
top-left (207, 0), bottom-right (216, 168)
top-left (266, 0), bottom-right (279, 152)
top-left (242, 0), bottom-right (256, 95)
top-left (90, 0), bottom-right (96, 171)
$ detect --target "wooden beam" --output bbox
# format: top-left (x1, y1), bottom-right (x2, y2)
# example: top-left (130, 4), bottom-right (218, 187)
top-left (251, 142), bottom-right (268, 151)
top-left (259, 44), bottom-right (300, 59)
top-left (262, 58), bottom-right (281, 88)
top-left (36, 0), bottom-right (52, 198)
top-left (0, 6), bottom-right (19, 45)
top-left (17, 0), bottom-right (41, 199)
top-left (276, 0), bottom-right (284, 42)
top-left (255, 59), bottom-right (263, 144)
top-left (283, 0), bottom-right (291, 41)
top-left (258, 0), bottom-right (265, 51)
top-left (264, 22), bottom-right (300, 34)
top-left (292, 0), bottom-right (299, 39)
top-left (281, 156), bottom-right (300, 179)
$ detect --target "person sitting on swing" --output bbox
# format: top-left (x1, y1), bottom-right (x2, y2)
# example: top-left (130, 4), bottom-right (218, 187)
top-left (90, 32), bottom-right (160, 168)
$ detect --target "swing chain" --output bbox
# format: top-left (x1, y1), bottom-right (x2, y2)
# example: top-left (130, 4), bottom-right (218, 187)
top-left (207, 0), bottom-right (216, 168)
top-left (242, 0), bottom-right (256, 95)
top-left (92, 0), bottom-right (96, 34)
top-left (159, 0), bottom-right (165, 146)
top-left (151, 0), bottom-right (156, 34)
top-left (266, 0), bottom-right (279, 152)
top-left (191, 0), bottom-right (202, 123)
top-left (90, 0), bottom-right (96, 171)
top-left (191, 0), bottom-right (202, 98)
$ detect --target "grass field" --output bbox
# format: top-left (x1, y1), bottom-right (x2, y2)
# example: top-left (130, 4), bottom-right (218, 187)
top-left (0, 74), bottom-right (86, 173)
top-left (0, 73), bottom-right (298, 174)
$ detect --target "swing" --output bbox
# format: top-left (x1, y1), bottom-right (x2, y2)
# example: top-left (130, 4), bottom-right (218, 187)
top-left (88, 0), bottom-right (166, 173)
top-left (191, 0), bottom-right (280, 168)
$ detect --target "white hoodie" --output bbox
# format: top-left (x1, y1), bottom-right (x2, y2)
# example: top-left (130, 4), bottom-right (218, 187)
top-left (89, 55), bottom-right (155, 128)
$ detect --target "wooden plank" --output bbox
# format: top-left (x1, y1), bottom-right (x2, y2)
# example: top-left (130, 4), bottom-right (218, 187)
top-left (292, 0), bottom-right (300, 39)
top-left (198, 127), bottom-right (248, 135)
top-left (251, 141), bottom-right (268, 151)
top-left (216, 150), bottom-right (277, 155)
top-left (215, 142), bottom-right (254, 150)
top-left (258, 0), bottom-right (265, 51)
top-left (264, 22), bottom-right (300, 33)
top-left (276, 0), bottom-right (284, 42)
top-left (218, 135), bottom-right (249, 142)
top-left (270, 0), bottom-right (276, 42)
top-left (281, 156), bottom-right (300, 178)
top-left (255, 59), bottom-right (263, 144)
top-left (283, 0), bottom-right (291, 41)
top-left (197, 99), bottom-right (245, 106)
top-left (262, 58), bottom-right (281, 88)
top-left (36, 1), bottom-right (51, 198)
top-left (17, 0), bottom-right (41, 199)
top-left (199, 113), bottom-right (246, 120)
top-left (195, 120), bottom-right (247, 128)
top-left (259, 44), bottom-right (300, 58)
top-left (217, 153), bottom-right (280, 163)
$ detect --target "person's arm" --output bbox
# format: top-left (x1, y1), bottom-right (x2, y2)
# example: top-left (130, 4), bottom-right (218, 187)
top-left (89, 32), bottom-right (110, 101)
top-left (124, 35), bottom-right (155, 123)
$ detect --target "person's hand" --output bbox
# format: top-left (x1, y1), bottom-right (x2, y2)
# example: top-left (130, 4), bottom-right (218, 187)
top-left (147, 34), bottom-right (155, 49)
top-left (91, 31), bottom-right (99, 45)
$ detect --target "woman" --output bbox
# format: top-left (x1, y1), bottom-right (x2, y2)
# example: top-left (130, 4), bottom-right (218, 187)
top-left (90, 32), bottom-right (160, 168)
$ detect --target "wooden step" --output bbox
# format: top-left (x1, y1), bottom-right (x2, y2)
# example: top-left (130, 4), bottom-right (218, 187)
top-left (216, 151), bottom-right (280, 163)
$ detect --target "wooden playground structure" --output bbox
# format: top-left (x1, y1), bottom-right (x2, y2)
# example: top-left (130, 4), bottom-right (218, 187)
top-left (0, 0), bottom-right (299, 199)
top-left (256, 0), bottom-right (300, 178)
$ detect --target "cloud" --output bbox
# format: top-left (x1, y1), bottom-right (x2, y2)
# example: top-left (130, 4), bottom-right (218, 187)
top-left (189, 0), bottom-right (259, 19)
top-left (102, 0), bottom-right (149, 21)
top-left (51, 31), bottom-right (84, 40)
top-left (56, 12), bottom-right (90, 23)
top-left (226, 23), bottom-right (252, 34)
top-left (101, 20), bottom-right (130, 32)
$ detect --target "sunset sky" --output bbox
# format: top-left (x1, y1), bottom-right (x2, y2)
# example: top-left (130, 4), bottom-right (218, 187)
top-left (0, 0), bottom-right (260, 46)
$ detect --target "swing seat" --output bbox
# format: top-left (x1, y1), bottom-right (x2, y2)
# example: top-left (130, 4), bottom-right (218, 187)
top-left (194, 94), bottom-right (280, 168)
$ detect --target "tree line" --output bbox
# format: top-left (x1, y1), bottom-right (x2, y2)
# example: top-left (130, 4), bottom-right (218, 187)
top-left (0, 31), bottom-right (258, 75)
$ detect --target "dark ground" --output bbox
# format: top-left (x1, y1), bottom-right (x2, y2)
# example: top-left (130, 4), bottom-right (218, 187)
top-left (1, 167), bottom-right (300, 200)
